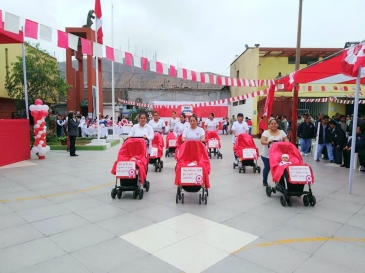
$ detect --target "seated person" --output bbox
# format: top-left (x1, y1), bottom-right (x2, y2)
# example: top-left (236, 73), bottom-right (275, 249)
top-left (342, 125), bottom-right (365, 170)
top-left (279, 154), bottom-right (292, 166)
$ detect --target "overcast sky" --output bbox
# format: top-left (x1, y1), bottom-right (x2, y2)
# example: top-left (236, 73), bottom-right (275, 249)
top-left (2, 0), bottom-right (365, 76)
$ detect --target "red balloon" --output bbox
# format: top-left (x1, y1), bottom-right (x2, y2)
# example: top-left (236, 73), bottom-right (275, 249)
top-left (42, 143), bottom-right (46, 147)
top-left (31, 111), bottom-right (37, 117)
top-left (35, 99), bottom-right (43, 105)
top-left (40, 122), bottom-right (46, 127)
top-left (41, 110), bottom-right (49, 117)
top-left (41, 133), bottom-right (46, 137)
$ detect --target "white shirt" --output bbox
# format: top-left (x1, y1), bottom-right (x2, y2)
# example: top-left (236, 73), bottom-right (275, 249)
top-left (261, 130), bottom-right (287, 158)
top-left (128, 123), bottom-right (154, 154)
top-left (232, 121), bottom-right (249, 143)
top-left (205, 118), bottom-right (219, 131)
top-left (174, 121), bottom-right (190, 136)
top-left (148, 119), bottom-right (166, 133)
top-left (182, 127), bottom-right (205, 141)
top-left (169, 118), bottom-right (179, 130)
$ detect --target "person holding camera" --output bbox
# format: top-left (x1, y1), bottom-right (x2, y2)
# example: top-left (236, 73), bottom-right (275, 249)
top-left (68, 111), bottom-right (80, 157)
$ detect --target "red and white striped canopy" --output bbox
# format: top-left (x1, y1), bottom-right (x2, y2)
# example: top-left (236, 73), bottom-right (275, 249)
top-left (278, 52), bottom-right (365, 88)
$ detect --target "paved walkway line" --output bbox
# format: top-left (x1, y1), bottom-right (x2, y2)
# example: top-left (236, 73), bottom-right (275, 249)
top-left (0, 182), bottom-right (114, 203)
top-left (231, 237), bottom-right (365, 254)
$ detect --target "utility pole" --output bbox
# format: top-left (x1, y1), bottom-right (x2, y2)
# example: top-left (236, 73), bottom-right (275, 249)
top-left (291, 0), bottom-right (303, 145)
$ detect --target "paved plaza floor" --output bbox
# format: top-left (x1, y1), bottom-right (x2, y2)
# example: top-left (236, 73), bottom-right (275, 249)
top-left (0, 135), bottom-right (365, 273)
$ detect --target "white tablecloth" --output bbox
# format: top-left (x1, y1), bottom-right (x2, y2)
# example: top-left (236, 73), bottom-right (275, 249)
top-left (123, 126), bottom-right (132, 134)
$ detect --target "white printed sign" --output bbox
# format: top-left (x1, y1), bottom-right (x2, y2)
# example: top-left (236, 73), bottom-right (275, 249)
top-left (181, 105), bottom-right (193, 116)
top-left (150, 147), bottom-right (158, 157)
top-left (242, 148), bottom-right (257, 159)
top-left (169, 139), bottom-right (177, 147)
top-left (208, 139), bottom-right (219, 148)
top-left (181, 167), bottom-right (203, 185)
top-left (288, 166), bottom-right (312, 182)
top-left (116, 161), bottom-right (136, 178)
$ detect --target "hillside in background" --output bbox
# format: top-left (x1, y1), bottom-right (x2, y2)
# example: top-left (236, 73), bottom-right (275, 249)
top-left (58, 59), bottom-right (224, 90)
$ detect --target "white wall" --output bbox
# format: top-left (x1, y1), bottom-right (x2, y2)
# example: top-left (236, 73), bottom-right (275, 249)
top-left (229, 98), bottom-right (254, 120)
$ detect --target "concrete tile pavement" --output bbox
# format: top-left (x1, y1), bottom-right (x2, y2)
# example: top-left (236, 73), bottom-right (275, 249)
top-left (0, 134), bottom-right (364, 273)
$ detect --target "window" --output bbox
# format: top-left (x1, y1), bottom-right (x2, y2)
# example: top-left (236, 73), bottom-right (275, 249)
top-left (126, 105), bottom-right (133, 109)
top-left (236, 70), bottom-right (239, 79)
top-left (233, 102), bottom-right (238, 106)
top-left (239, 100), bottom-right (246, 105)
top-left (288, 56), bottom-right (319, 65)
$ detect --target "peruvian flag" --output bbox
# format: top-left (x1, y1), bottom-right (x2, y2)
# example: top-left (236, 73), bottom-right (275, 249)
top-left (94, 0), bottom-right (103, 44)
top-left (263, 84), bottom-right (275, 118)
top-left (341, 42), bottom-right (365, 77)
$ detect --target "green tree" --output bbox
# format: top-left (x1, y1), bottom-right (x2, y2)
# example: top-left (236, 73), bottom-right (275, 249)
top-left (5, 43), bottom-right (70, 109)
top-left (127, 107), bottom-right (152, 124)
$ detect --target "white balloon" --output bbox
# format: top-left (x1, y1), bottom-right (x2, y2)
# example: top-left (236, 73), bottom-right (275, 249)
top-left (46, 146), bottom-right (50, 152)
top-left (31, 147), bottom-right (39, 154)
top-left (29, 105), bottom-right (36, 111)
top-left (39, 147), bottom-right (47, 155)
top-left (43, 105), bottom-right (49, 111)
top-left (39, 140), bottom-right (44, 145)
top-left (35, 105), bottom-right (42, 111)
top-left (37, 144), bottom-right (42, 148)
top-left (37, 120), bottom-right (42, 124)
top-left (34, 124), bottom-right (40, 129)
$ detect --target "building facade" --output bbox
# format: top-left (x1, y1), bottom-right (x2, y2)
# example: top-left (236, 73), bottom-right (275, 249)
top-left (0, 44), bottom-right (22, 118)
top-left (230, 46), bottom-right (343, 134)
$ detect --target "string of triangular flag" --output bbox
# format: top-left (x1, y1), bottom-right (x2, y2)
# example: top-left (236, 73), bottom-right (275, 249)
top-left (0, 9), bottom-right (274, 87)
top-left (300, 97), bottom-right (365, 104)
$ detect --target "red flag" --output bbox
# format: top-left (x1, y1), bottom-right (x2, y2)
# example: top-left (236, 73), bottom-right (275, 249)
top-left (341, 42), bottom-right (365, 77)
top-left (263, 84), bottom-right (275, 118)
top-left (94, 0), bottom-right (103, 44)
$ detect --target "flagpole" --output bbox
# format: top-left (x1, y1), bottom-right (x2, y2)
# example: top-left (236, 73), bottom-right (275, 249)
top-left (21, 28), bottom-right (29, 119)
top-left (111, 1), bottom-right (116, 137)
top-left (348, 68), bottom-right (361, 194)
top-left (313, 122), bottom-right (320, 160)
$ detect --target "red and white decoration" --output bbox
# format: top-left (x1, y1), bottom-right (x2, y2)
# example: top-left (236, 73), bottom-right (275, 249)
top-left (117, 99), bottom-right (152, 108)
top-left (0, 9), bottom-right (274, 88)
top-left (341, 42), bottom-right (365, 77)
top-left (300, 97), bottom-right (365, 104)
top-left (94, 0), bottom-right (103, 44)
top-left (30, 99), bottom-right (51, 159)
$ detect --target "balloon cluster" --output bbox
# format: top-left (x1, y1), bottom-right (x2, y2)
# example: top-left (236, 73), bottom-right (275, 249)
top-left (30, 99), bottom-right (50, 158)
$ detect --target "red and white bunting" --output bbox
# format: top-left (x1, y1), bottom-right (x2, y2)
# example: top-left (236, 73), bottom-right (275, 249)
top-left (1, 9), bottom-right (274, 88)
top-left (300, 97), bottom-right (365, 104)
top-left (117, 98), bottom-right (152, 108)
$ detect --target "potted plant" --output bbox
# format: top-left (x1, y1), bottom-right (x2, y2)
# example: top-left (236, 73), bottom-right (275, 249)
top-left (58, 136), bottom-right (68, 145)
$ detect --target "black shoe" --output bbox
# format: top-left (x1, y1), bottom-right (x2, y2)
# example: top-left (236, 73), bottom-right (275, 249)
top-left (361, 169), bottom-right (365, 172)
top-left (323, 157), bottom-right (329, 160)
top-left (263, 182), bottom-right (268, 186)
top-left (70, 154), bottom-right (79, 157)
top-left (316, 159), bottom-right (320, 162)
top-left (340, 164), bottom-right (346, 167)
top-left (330, 160), bottom-right (334, 163)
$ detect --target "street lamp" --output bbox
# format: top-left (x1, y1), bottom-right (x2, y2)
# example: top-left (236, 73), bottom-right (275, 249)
top-left (291, 0), bottom-right (303, 145)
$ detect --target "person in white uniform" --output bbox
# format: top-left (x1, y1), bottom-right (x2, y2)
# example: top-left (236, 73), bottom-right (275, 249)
top-left (127, 113), bottom-right (154, 154)
top-left (174, 113), bottom-right (190, 136)
top-left (182, 115), bottom-right (206, 142)
top-left (148, 111), bottom-right (166, 133)
top-left (232, 113), bottom-right (249, 164)
top-left (204, 113), bottom-right (219, 132)
top-left (169, 111), bottom-right (179, 131)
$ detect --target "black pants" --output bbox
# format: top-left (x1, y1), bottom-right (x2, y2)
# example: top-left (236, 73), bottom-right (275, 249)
top-left (358, 151), bottom-right (365, 166)
top-left (332, 145), bottom-right (343, 164)
top-left (344, 150), bottom-right (365, 167)
top-left (69, 136), bottom-right (76, 156)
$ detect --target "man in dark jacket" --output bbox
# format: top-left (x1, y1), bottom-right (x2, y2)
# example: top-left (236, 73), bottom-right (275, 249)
top-left (348, 115), bottom-right (365, 136)
top-left (68, 111), bottom-right (80, 157)
top-left (297, 115), bottom-right (315, 156)
top-left (329, 120), bottom-right (347, 165)
top-left (316, 115), bottom-right (334, 162)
